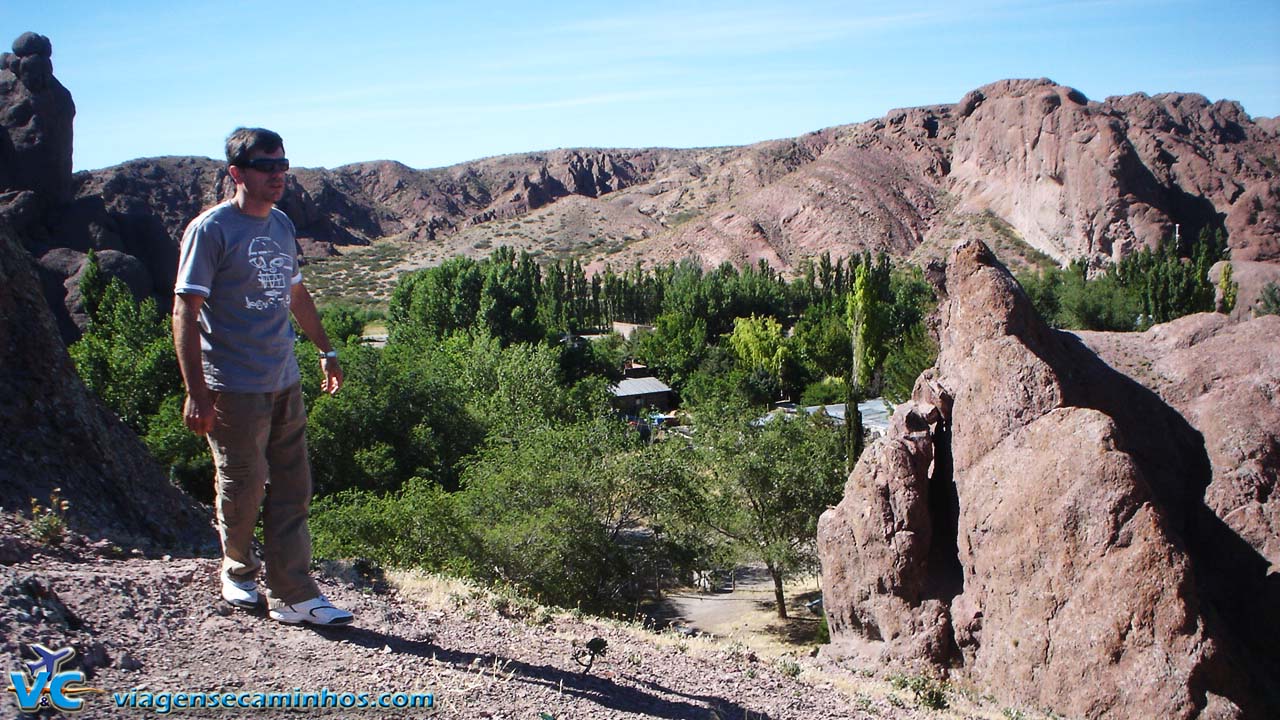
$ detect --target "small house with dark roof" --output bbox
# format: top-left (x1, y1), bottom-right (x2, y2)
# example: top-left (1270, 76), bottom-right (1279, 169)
top-left (610, 375), bottom-right (675, 413)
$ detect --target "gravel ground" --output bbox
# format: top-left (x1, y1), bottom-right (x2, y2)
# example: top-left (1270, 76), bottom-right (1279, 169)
top-left (0, 515), bottom-right (1027, 720)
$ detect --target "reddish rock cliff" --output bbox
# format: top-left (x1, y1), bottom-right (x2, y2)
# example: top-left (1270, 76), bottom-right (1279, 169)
top-left (817, 239), bottom-right (1279, 719)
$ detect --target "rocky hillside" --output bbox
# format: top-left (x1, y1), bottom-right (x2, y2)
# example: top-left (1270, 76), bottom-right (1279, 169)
top-left (0, 221), bottom-right (212, 551)
top-left (817, 240), bottom-right (1280, 719)
top-left (75, 80), bottom-right (1280, 279)
top-left (8, 26), bottom-right (1277, 337)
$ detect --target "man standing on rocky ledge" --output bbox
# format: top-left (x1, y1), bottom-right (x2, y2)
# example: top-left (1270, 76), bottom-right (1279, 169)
top-left (172, 127), bottom-right (353, 626)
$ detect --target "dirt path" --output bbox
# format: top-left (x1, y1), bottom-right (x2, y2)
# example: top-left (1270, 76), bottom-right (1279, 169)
top-left (650, 565), bottom-right (825, 655)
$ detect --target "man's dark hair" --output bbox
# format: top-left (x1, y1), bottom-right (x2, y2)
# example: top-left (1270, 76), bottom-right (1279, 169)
top-left (225, 127), bottom-right (284, 166)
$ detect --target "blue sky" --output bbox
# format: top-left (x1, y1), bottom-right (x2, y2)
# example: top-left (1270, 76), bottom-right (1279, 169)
top-left (6, 0), bottom-right (1279, 172)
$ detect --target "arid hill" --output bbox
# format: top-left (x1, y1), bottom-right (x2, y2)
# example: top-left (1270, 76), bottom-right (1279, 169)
top-left (9, 28), bottom-right (1277, 338)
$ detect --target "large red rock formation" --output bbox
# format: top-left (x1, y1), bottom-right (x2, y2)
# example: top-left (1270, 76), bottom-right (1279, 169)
top-left (949, 80), bottom-right (1280, 265)
top-left (1077, 313), bottom-right (1280, 572)
top-left (817, 239), bottom-right (1279, 719)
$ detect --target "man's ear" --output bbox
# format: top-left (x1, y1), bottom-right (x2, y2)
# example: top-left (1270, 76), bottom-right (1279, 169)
top-left (227, 164), bottom-right (244, 186)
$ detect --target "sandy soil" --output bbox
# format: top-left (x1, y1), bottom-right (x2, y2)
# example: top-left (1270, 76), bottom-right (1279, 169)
top-left (653, 566), bottom-right (825, 657)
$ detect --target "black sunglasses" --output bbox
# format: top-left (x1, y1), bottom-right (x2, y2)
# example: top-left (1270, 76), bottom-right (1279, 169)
top-left (238, 157), bottom-right (290, 173)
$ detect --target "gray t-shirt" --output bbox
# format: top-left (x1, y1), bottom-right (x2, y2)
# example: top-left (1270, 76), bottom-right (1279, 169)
top-left (175, 202), bottom-right (303, 393)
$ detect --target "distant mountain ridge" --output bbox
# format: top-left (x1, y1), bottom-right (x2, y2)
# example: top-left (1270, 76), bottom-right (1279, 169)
top-left (84, 79), bottom-right (1280, 263)
top-left (10, 45), bottom-right (1280, 334)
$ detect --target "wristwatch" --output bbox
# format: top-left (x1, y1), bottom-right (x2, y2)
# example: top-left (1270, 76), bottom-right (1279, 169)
top-left (319, 350), bottom-right (339, 359)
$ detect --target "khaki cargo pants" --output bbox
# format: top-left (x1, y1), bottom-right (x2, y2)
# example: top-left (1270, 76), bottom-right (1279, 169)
top-left (206, 384), bottom-right (319, 604)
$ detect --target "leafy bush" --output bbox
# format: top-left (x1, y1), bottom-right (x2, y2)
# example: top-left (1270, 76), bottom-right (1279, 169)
top-left (143, 395), bottom-right (214, 502)
top-left (800, 376), bottom-right (846, 407)
top-left (310, 478), bottom-right (478, 575)
top-left (1258, 281), bottom-right (1280, 316)
top-left (70, 277), bottom-right (180, 434)
top-left (30, 488), bottom-right (70, 545)
top-left (890, 673), bottom-right (949, 710)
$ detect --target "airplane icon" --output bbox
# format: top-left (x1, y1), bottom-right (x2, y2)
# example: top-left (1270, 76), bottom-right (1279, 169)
top-left (23, 644), bottom-right (76, 678)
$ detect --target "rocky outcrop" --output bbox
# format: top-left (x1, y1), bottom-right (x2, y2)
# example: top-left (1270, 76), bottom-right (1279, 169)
top-left (0, 221), bottom-right (213, 550)
top-left (0, 32), bottom-right (75, 206)
top-left (1077, 313), bottom-right (1280, 572)
top-left (949, 80), bottom-right (1279, 265)
top-left (817, 239), bottom-right (1280, 719)
top-left (1210, 259), bottom-right (1280, 321)
top-left (0, 32), bottom-right (162, 340)
top-left (0, 32), bottom-right (212, 550)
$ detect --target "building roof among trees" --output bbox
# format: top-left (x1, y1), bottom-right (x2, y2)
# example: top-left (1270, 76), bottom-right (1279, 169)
top-left (611, 377), bottom-right (673, 397)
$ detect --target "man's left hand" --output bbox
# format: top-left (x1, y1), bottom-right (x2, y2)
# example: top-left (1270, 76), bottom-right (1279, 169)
top-left (320, 357), bottom-right (343, 395)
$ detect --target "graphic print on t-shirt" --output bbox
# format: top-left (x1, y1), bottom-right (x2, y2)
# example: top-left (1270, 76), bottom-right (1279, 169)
top-left (245, 236), bottom-right (293, 311)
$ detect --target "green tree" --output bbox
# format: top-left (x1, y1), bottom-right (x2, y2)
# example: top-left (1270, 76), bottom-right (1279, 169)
top-left (881, 323), bottom-right (939, 405)
top-left (301, 339), bottom-right (483, 495)
top-left (727, 314), bottom-right (789, 395)
top-left (459, 416), bottom-right (682, 609)
top-left (791, 304), bottom-right (852, 380)
top-left (70, 278), bottom-right (180, 435)
top-left (630, 312), bottom-right (709, 391)
top-left (78, 248), bottom-right (108, 322)
top-left (845, 258), bottom-right (891, 468)
top-left (318, 303), bottom-right (376, 344)
top-left (1056, 261), bottom-right (1140, 330)
top-left (847, 256), bottom-right (892, 392)
top-left (1258, 282), bottom-right (1280, 316)
top-left (694, 410), bottom-right (846, 618)
top-left (1217, 263), bottom-right (1238, 313)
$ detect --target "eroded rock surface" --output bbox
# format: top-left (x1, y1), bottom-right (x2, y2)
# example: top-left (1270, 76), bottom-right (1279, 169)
top-left (818, 239), bottom-right (1280, 719)
top-left (1077, 312), bottom-right (1280, 572)
top-left (0, 32), bottom-right (74, 206)
top-left (949, 80), bottom-right (1280, 265)
top-left (0, 222), bottom-right (213, 550)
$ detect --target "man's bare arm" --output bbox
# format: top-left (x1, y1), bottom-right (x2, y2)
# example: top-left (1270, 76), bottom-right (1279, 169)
top-left (172, 293), bottom-right (215, 434)
top-left (290, 282), bottom-right (343, 395)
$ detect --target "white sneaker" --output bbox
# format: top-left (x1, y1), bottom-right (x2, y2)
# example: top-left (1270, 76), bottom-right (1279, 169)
top-left (221, 574), bottom-right (260, 609)
top-left (268, 595), bottom-right (353, 626)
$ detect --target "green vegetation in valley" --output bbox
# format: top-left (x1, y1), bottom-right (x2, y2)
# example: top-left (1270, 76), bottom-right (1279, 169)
top-left (1016, 228), bottom-right (1233, 331)
top-left (70, 244), bottom-right (939, 617)
top-left (70, 232), bottom-right (1242, 617)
